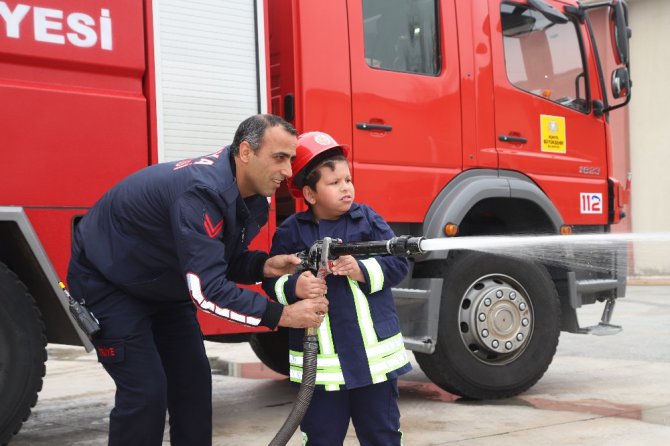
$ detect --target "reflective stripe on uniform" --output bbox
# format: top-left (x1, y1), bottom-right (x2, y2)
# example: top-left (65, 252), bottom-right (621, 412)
top-left (360, 258), bottom-right (384, 294)
top-left (349, 278), bottom-right (377, 346)
top-left (317, 311), bottom-right (339, 390)
top-left (290, 367), bottom-right (346, 387)
top-left (187, 273), bottom-right (261, 326)
top-left (288, 262), bottom-right (408, 390)
top-left (366, 332), bottom-right (405, 360)
top-left (289, 334), bottom-right (408, 388)
top-left (289, 333), bottom-right (405, 369)
top-left (274, 274), bottom-right (290, 305)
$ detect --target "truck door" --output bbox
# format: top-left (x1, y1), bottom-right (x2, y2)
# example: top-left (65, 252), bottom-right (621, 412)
top-left (490, 0), bottom-right (609, 224)
top-left (346, 0), bottom-right (462, 222)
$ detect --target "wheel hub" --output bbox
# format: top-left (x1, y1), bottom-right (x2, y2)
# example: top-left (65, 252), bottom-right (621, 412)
top-left (459, 275), bottom-right (533, 364)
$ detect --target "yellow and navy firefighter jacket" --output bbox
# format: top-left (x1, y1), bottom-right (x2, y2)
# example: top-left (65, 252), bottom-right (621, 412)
top-left (262, 203), bottom-right (412, 390)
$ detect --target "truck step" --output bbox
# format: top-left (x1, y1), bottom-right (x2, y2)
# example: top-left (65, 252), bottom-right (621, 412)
top-left (574, 279), bottom-right (619, 294)
top-left (392, 278), bottom-right (443, 354)
top-left (582, 322), bottom-right (623, 336)
top-left (402, 335), bottom-right (434, 351)
top-left (578, 297), bottom-right (622, 336)
top-left (392, 287), bottom-right (430, 299)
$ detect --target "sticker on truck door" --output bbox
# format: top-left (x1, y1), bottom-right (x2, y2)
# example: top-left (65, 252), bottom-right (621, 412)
top-left (580, 193), bottom-right (602, 214)
top-left (540, 115), bottom-right (566, 153)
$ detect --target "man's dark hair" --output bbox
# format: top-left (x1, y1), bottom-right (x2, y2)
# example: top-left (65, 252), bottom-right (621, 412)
top-left (230, 114), bottom-right (297, 156)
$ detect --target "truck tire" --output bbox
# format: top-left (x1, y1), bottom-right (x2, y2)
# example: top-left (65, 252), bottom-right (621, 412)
top-left (249, 328), bottom-right (289, 376)
top-left (415, 251), bottom-right (560, 399)
top-left (0, 263), bottom-right (47, 445)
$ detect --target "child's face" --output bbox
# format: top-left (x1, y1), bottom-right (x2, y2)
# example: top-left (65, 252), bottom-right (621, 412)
top-left (305, 160), bottom-right (355, 220)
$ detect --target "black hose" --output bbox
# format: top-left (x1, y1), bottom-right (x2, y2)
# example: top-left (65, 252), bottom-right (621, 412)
top-left (268, 331), bottom-right (319, 446)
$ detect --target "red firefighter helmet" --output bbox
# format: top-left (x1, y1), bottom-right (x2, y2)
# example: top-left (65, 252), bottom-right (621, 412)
top-left (288, 131), bottom-right (350, 199)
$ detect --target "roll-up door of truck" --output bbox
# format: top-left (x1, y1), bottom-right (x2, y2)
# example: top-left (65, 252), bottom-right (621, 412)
top-left (151, 0), bottom-right (267, 162)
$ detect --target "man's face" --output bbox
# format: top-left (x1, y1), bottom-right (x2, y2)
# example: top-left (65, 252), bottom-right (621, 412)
top-left (242, 126), bottom-right (297, 198)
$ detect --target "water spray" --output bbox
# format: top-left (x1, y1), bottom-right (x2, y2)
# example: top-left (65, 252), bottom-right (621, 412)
top-left (294, 232), bottom-right (670, 274)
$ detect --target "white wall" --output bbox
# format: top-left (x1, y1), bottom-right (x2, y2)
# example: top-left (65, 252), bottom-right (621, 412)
top-left (628, 0), bottom-right (670, 275)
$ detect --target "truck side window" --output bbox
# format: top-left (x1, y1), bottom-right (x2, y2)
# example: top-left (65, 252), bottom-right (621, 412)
top-left (501, 3), bottom-right (588, 113)
top-left (362, 0), bottom-right (439, 75)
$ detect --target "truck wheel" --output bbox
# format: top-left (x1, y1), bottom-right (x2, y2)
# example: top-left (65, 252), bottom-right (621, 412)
top-left (0, 263), bottom-right (47, 445)
top-left (415, 251), bottom-right (560, 399)
top-left (249, 328), bottom-right (289, 376)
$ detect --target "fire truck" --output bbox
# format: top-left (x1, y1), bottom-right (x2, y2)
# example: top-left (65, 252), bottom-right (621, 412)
top-left (0, 0), bottom-right (631, 442)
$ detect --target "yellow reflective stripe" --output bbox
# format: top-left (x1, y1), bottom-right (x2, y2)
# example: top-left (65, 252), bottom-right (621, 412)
top-left (274, 274), bottom-right (290, 305)
top-left (290, 367), bottom-right (345, 386)
top-left (369, 348), bottom-right (409, 376)
top-left (290, 344), bottom-right (407, 374)
top-left (366, 333), bottom-right (404, 360)
top-left (302, 433), bottom-right (308, 446)
top-left (289, 341), bottom-right (408, 387)
top-left (289, 350), bottom-right (340, 368)
top-left (290, 277), bottom-right (408, 390)
top-left (317, 313), bottom-right (335, 355)
top-left (348, 278), bottom-right (378, 346)
top-left (370, 348), bottom-right (409, 384)
top-left (360, 258), bottom-right (384, 293)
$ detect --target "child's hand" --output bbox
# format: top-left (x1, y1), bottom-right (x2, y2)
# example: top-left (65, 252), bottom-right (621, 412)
top-left (295, 271), bottom-right (328, 299)
top-left (331, 255), bottom-right (365, 282)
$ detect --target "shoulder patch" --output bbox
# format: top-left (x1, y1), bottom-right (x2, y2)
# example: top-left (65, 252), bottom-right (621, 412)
top-left (204, 213), bottom-right (224, 238)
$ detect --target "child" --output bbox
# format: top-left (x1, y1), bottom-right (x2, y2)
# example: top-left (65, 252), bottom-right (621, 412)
top-left (262, 131), bottom-right (411, 445)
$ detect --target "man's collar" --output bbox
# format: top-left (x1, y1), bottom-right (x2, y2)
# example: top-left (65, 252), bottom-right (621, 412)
top-left (216, 146), bottom-right (239, 206)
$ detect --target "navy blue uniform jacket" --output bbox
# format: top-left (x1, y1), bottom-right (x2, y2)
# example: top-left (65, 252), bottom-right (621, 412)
top-left (263, 203), bottom-right (412, 389)
top-left (71, 148), bottom-right (284, 328)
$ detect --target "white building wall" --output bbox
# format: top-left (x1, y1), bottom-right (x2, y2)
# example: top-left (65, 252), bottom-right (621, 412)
top-left (628, 0), bottom-right (670, 275)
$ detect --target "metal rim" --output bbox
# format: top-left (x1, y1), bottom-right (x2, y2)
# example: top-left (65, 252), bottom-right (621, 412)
top-left (458, 273), bottom-right (533, 365)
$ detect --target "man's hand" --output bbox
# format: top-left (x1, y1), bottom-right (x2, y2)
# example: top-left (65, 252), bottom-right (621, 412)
top-left (263, 254), bottom-right (302, 277)
top-left (295, 271), bottom-right (327, 299)
top-left (278, 297), bottom-right (328, 328)
top-left (330, 255), bottom-right (365, 282)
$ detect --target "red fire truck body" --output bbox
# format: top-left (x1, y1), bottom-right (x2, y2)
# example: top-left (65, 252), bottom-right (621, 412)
top-left (0, 0), bottom-right (631, 442)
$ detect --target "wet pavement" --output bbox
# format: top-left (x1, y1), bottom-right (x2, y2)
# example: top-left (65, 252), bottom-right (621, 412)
top-left (10, 285), bottom-right (670, 445)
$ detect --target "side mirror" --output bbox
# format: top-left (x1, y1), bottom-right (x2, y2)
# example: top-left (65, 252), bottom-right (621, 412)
top-left (611, 67), bottom-right (630, 99)
top-left (612, 0), bottom-right (630, 65)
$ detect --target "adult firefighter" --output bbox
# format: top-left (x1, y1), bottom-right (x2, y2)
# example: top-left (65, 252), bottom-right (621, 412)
top-left (66, 114), bottom-right (328, 446)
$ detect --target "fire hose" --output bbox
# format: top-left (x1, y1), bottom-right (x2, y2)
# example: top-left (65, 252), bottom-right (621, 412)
top-left (269, 235), bottom-right (423, 445)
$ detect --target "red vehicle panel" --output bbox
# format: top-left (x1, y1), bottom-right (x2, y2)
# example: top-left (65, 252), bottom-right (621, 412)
top-left (1, 0), bottom-right (149, 278)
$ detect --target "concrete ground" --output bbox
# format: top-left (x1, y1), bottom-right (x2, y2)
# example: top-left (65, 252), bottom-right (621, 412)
top-left (10, 285), bottom-right (670, 445)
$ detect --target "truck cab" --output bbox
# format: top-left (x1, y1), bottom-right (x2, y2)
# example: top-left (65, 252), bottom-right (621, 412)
top-left (263, 0), bottom-right (632, 398)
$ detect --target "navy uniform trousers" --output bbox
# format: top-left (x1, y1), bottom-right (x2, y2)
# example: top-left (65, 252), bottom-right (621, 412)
top-left (300, 379), bottom-right (402, 445)
top-left (68, 259), bottom-right (212, 446)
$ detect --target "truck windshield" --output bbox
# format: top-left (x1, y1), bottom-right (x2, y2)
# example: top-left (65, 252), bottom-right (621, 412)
top-left (501, 3), bottom-right (589, 113)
